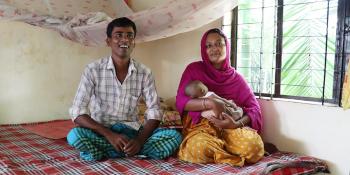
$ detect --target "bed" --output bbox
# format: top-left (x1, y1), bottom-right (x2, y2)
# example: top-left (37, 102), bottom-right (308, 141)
top-left (0, 121), bottom-right (329, 175)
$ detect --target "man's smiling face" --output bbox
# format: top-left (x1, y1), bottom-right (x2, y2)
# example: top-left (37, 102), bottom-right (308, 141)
top-left (107, 26), bottom-right (135, 59)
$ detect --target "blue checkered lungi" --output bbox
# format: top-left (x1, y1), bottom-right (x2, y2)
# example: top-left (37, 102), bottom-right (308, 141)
top-left (67, 123), bottom-right (182, 161)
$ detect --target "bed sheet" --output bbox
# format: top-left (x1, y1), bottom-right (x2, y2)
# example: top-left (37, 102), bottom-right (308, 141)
top-left (0, 125), bottom-right (329, 175)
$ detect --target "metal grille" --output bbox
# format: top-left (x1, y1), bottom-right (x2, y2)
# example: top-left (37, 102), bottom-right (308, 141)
top-left (223, 0), bottom-right (349, 105)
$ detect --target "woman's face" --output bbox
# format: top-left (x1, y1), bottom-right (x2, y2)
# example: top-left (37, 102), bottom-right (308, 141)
top-left (205, 33), bottom-right (226, 69)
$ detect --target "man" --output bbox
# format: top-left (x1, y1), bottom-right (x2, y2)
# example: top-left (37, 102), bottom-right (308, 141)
top-left (67, 17), bottom-right (182, 161)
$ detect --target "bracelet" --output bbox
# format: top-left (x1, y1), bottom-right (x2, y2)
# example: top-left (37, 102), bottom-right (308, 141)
top-left (239, 120), bottom-right (245, 128)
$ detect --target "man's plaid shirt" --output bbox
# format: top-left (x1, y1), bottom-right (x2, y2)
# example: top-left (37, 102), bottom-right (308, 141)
top-left (69, 57), bottom-right (162, 128)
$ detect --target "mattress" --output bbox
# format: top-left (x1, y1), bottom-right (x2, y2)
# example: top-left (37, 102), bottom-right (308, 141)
top-left (0, 124), bottom-right (329, 175)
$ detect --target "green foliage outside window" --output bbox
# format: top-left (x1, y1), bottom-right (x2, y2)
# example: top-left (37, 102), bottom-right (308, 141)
top-left (228, 0), bottom-right (338, 100)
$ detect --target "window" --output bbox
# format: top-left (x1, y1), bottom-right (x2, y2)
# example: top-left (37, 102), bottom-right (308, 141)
top-left (223, 0), bottom-right (349, 105)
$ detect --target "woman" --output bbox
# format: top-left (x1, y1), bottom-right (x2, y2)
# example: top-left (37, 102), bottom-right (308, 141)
top-left (176, 28), bottom-right (264, 166)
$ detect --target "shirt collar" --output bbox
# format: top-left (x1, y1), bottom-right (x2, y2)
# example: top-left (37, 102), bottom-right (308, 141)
top-left (107, 56), bottom-right (136, 73)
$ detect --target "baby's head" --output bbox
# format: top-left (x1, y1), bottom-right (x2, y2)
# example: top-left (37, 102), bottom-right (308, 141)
top-left (185, 80), bottom-right (208, 98)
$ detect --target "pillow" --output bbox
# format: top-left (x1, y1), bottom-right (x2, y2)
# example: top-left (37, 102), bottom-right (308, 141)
top-left (137, 97), bottom-right (182, 129)
top-left (160, 110), bottom-right (182, 128)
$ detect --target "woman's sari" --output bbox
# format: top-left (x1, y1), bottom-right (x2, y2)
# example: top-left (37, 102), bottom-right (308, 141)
top-left (176, 28), bottom-right (264, 166)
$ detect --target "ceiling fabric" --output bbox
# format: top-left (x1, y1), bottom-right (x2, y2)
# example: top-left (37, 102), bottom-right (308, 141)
top-left (0, 0), bottom-right (237, 46)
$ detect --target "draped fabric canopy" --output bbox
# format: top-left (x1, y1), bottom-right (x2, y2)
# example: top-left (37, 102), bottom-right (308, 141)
top-left (0, 0), bottom-right (133, 18)
top-left (0, 0), bottom-right (237, 46)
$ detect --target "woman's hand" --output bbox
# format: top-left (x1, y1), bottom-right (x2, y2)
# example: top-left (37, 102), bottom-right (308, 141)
top-left (208, 112), bottom-right (240, 129)
top-left (206, 98), bottom-right (226, 119)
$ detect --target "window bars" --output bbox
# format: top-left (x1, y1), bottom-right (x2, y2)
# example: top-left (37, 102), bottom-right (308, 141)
top-left (223, 0), bottom-right (349, 105)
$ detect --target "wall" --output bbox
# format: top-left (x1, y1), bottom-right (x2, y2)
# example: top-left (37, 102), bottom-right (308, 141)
top-left (127, 1), bottom-right (219, 98)
top-left (0, 21), bottom-right (110, 123)
top-left (0, 15), bottom-right (218, 124)
top-left (259, 100), bottom-right (350, 175)
top-left (133, 21), bottom-right (220, 99)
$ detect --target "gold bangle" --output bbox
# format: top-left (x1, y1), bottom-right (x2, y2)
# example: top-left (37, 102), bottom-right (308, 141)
top-left (239, 120), bottom-right (245, 128)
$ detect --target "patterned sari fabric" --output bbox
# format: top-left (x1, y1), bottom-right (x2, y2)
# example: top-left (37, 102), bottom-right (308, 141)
top-left (178, 114), bottom-right (264, 166)
top-left (67, 123), bottom-right (182, 161)
top-left (176, 28), bottom-right (263, 132)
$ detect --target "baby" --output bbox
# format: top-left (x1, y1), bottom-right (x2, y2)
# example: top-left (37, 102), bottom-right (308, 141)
top-left (185, 80), bottom-right (243, 121)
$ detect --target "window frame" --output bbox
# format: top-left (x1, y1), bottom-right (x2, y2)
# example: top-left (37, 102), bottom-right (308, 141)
top-left (227, 0), bottom-right (349, 105)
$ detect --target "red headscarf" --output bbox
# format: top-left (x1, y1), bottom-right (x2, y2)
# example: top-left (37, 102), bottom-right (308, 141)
top-left (175, 28), bottom-right (263, 132)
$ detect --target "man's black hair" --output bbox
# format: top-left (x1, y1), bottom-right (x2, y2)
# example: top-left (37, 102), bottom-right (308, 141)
top-left (106, 17), bottom-right (137, 38)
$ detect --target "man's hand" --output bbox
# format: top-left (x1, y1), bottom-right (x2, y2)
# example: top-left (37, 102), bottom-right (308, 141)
top-left (74, 115), bottom-right (130, 152)
top-left (123, 139), bottom-right (142, 156)
top-left (125, 119), bottom-right (159, 156)
top-left (105, 132), bottom-right (129, 152)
